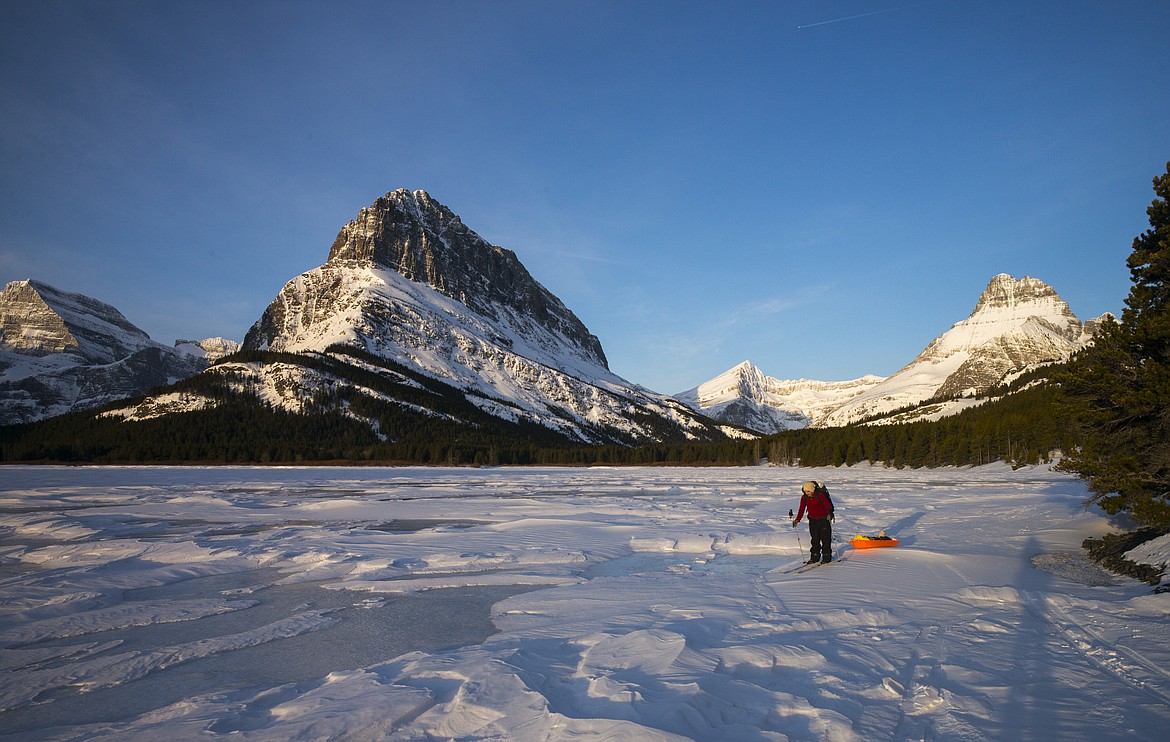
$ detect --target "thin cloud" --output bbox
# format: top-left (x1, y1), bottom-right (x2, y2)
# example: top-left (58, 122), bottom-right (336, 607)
top-left (797, 1), bottom-right (940, 29)
top-left (716, 286), bottom-right (831, 332)
top-left (622, 288), bottom-right (831, 386)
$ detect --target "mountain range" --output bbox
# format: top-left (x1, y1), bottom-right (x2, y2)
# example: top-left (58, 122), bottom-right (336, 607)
top-left (674, 364), bottom-right (884, 433)
top-left (1, 191), bottom-right (1107, 445)
top-left (677, 274), bottom-right (1107, 432)
top-left (94, 190), bottom-right (735, 446)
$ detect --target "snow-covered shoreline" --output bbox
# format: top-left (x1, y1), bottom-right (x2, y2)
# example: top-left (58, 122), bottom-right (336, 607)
top-left (1, 464), bottom-right (1167, 739)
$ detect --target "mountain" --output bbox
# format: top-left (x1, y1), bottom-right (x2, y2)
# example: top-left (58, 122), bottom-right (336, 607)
top-left (244, 189), bottom-right (609, 380)
top-left (174, 337), bottom-right (241, 361)
top-left (816, 273), bottom-right (1104, 427)
top-left (677, 274), bottom-right (1105, 432)
top-left (111, 190), bottom-right (734, 446)
top-left (0, 280), bottom-right (213, 425)
top-left (5, 212), bottom-right (1100, 452)
top-left (675, 361), bottom-right (884, 434)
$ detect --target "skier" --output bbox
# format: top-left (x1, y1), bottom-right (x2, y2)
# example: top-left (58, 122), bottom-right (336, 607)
top-left (792, 480), bottom-right (835, 564)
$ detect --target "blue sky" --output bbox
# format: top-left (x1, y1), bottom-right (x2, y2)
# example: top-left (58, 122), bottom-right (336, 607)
top-left (2, 1), bottom-right (1167, 394)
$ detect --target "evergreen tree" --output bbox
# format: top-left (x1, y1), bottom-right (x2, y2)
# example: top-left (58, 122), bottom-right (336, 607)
top-left (1058, 162), bottom-right (1170, 527)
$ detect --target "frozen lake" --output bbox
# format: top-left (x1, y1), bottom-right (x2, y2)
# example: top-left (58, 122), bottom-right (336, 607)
top-left (1, 464), bottom-right (1167, 740)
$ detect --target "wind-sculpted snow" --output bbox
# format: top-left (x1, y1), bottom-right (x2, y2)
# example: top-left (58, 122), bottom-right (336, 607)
top-left (1, 464), bottom-right (1167, 740)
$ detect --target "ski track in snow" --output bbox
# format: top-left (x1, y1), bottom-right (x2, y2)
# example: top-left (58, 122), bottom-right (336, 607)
top-left (0, 464), bottom-right (1166, 740)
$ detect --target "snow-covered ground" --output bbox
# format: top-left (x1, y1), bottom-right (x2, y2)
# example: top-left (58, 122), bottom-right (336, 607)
top-left (1, 464), bottom-right (1167, 740)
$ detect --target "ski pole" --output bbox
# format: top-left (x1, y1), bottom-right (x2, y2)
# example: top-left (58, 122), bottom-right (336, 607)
top-left (789, 508), bottom-right (801, 554)
top-left (827, 509), bottom-right (836, 557)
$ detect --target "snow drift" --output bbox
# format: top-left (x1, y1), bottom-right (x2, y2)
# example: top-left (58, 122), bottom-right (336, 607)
top-left (1, 464), bottom-right (1167, 740)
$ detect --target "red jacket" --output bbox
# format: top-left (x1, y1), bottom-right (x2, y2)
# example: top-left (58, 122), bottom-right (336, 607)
top-left (795, 488), bottom-right (834, 521)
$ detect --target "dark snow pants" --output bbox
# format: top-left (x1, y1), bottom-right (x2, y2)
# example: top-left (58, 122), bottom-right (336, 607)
top-left (808, 517), bottom-right (832, 561)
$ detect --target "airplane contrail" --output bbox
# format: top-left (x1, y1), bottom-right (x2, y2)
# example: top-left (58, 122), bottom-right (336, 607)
top-left (797, 2), bottom-right (937, 29)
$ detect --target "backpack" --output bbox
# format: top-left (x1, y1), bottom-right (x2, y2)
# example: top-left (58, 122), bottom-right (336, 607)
top-left (811, 481), bottom-right (835, 514)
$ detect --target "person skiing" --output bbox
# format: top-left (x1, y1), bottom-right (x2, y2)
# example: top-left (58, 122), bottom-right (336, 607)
top-left (793, 480), bottom-right (835, 564)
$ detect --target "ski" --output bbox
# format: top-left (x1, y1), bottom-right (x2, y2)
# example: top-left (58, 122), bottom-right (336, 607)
top-left (781, 553), bottom-right (848, 574)
top-left (783, 559), bottom-right (829, 574)
top-left (781, 559), bottom-right (819, 571)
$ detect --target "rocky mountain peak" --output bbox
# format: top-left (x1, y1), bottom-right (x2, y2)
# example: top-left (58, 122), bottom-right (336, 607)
top-left (224, 190), bottom-right (731, 445)
top-left (721, 360), bottom-right (762, 388)
top-left (729, 359), bottom-right (758, 375)
top-left (933, 274), bottom-right (1083, 357)
top-left (0, 279), bottom-right (153, 363)
top-left (815, 273), bottom-right (1097, 427)
top-left (675, 360), bottom-right (885, 433)
top-left (972, 274), bottom-right (1074, 320)
top-left (327, 189), bottom-right (462, 267)
top-left (316, 189), bottom-right (606, 368)
top-left (0, 280), bottom-right (78, 355)
top-left (0, 280), bottom-right (211, 425)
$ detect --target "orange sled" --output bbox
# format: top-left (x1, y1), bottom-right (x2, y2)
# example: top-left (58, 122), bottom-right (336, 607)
top-left (851, 534), bottom-right (899, 548)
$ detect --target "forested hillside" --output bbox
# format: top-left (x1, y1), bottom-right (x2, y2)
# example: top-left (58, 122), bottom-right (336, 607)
top-left (0, 348), bottom-right (581, 465)
top-left (529, 372), bottom-right (1074, 468)
top-left (0, 356), bottom-right (1073, 469)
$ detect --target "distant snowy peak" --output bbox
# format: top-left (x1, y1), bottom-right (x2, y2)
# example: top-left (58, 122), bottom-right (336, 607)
top-left (922, 273), bottom-right (1083, 360)
top-left (817, 274), bottom-right (1103, 427)
top-left (0, 279), bottom-right (154, 364)
top-left (676, 360), bottom-right (885, 433)
top-left (679, 274), bottom-right (1106, 432)
top-left (174, 337), bottom-right (242, 361)
top-left (0, 279), bottom-right (212, 425)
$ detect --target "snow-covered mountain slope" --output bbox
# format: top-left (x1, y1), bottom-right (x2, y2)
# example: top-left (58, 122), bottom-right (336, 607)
top-left (816, 274), bottom-right (1104, 427)
top-left (217, 189), bottom-right (733, 444)
top-left (675, 361), bottom-right (884, 433)
top-left (678, 274), bottom-right (1106, 432)
top-left (174, 337), bottom-right (240, 361)
top-left (0, 280), bottom-right (213, 424)
top-left (1, 279), bottom-right (158, 363)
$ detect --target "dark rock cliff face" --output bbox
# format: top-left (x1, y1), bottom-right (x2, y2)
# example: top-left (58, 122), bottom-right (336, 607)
top-left (249, 189), bottom-right (607, 368)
